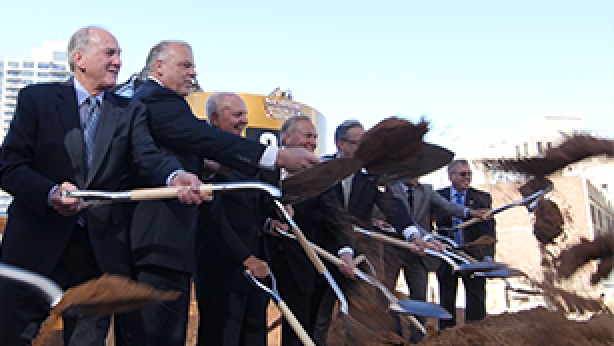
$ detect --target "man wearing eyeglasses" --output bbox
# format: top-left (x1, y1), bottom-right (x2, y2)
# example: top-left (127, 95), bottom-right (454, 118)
top-left (434, 159), bottom-right (496, 330)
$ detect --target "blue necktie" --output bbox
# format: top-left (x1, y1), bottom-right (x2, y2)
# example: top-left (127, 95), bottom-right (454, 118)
top-left (453, 191), bottom-right (465, 246)
top-left (83, 96), bottom-right (100, 176)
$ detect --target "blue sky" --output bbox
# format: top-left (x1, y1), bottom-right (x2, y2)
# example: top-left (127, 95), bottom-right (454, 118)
top-left (2, 0), bottom-right (612, 155)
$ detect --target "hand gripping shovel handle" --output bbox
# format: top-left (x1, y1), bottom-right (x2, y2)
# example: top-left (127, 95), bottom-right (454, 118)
top-left (455, 188), bottom-right (551, 229)
top-left (245, 270), bottom-right (315, 346)
top-left (273, 200), bottom-right (348, 315)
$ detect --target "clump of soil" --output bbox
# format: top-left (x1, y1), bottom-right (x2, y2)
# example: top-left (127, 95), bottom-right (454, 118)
top-left (533, 199), bottom-right (564, 244)
top-left (33, 274), bottom-right (179, 346)
top-left (556, 236), bottom-right (614, 285)
top-left (354, 117), bottom-right (429, 174)
top-left (480, 135), bottom-right (614, 176)
top-left (417, 307), bottom-right (614, 345)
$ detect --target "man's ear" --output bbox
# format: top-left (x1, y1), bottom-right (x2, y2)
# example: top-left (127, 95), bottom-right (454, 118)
top-left (154, 59), bottom-right (165, 77)
top-left (72, 51), bottom-right (85, 72)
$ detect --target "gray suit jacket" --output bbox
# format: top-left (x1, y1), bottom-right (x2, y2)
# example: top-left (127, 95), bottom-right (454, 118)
top-left (389, 182), bottom-right (466, 270)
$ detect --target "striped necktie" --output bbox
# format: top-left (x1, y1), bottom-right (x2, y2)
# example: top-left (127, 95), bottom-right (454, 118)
top-left (83, 96), bottom-right (100, 175)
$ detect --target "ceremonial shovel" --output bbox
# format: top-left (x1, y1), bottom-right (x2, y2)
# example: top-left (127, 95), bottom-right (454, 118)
top-left (245, 270), bottom-right (315, 346)
top-left (273, 227), bottom-right (452, 322)
top-left (0, 262), bottom-right (176, 316)
top-left (352, 226), bottom-right (506, 274)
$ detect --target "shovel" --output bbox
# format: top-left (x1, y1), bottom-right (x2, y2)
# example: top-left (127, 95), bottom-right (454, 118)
top-left (273, 228), bottom-right (451, 322)
top-left (352, 226), bottom-right (506, 274)
top-left (63, 182), bottom-right (281, 207)
top-left (245, 270), bottom-right (315, 346)
top-left (0, 262), bottom-right (178, 316)
top-left (447, 186), bottom-right (553, 231)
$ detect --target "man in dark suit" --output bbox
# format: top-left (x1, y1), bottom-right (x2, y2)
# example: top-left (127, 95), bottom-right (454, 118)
top-left (195, 92), bottom-right (273, 346)
top-left (434, 159), bottom-right (496, 330)
top-left (267, 115), bottom-right (352, 346)
top-left (389, 178), bottom-right (487, 343)
top-left (120, 41), bottom-right (321, 345)
top-left (312, 120), bottom-right (437, 345)
top-left (0, 27), bottom-right (206, 345)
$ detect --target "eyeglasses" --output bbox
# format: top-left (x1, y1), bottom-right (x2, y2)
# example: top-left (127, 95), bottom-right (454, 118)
top-left (343, 139), bottom-right (359, 145)
top-left (455, 171), bottom-right (472, 177)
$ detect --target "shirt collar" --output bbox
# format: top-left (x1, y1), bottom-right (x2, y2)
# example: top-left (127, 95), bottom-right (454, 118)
top-left (148, 76), bottom-right (164, 87)
top-left (73, 78), bottom-right (104, 106)
top-left (450, 187), bottom-right (466, 197)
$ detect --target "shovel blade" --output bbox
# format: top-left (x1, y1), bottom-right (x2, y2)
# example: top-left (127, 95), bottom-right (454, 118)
top-left (456, 261), bottom-right (508, 274)
top-left (472, 267), bottom-right (525, 278)
top-left (391, 300), bottom-right (452, 319)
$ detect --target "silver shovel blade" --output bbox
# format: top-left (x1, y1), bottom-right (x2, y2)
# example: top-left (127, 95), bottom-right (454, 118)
top-left (391, 300), bottom-right (452, 319)
top-left (456, 261), bottom-right (508, 274)
top-left (472, 267), bottom-right (525, 278)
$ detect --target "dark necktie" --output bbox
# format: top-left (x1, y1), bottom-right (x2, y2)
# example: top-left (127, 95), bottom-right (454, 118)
top-left (407, 187), bottom-right (414, 215)
top-left (83, 96), bottom-right (100, 175)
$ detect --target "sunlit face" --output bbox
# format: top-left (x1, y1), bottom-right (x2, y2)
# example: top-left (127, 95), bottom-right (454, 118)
top-left (72, 28), bottom-right (121, 94)
top-left (449, 162), bottom-right (472, 191)
top-left (283, 119), bottom-right (317, 152)
top-left (209, 95), bottom-right (248, 135)
top-left (337, 125), bottom-right (364, 158)
top-left (156, 43), bottom-right (196, 96)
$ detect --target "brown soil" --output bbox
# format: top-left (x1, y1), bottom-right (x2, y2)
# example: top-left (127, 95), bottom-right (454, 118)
top-left (33, 275), bottom-right (179, 346)
top-left (417, 307), bottom-right (613, 345)
top-left (354, 118), bottom-right (429, 174)
top-left (533, 199), bottom-right (565, 244)
top-left (556, 235), bottom-right (614, 284)
top-left (461, 235), bottom-right (497, 250)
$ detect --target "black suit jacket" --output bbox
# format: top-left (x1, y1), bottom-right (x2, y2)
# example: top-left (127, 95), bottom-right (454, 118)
top-left (128, 80), bottom-right (268, 273)
top-left (0, 81), bottom-right (181, 276)
top-left (434, 187), bottom-right (496, 259)
top-left (196, 170), bottom-right (274, 292)
top-left (334, 171), bottom-right (413, 232)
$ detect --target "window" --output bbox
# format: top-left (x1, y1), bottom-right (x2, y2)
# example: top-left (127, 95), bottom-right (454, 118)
top-left (37, 62), bottom-right (50, 69)
top-left (7, 71), bottom-right (19, 77)
top-left (37, 72), bottom-right (50, 78)
top-left (52, 63), bottom-right (66, 71)
top-left (523, 142), bottom-right (529, 156)
top-left (547, 142), bottom-right (553, 150)
top-left (597, 209), bottom-right (603, 228)
top-left (22, 71), bottom-right (34, 77)
top-left (536, 142), bottom-right (543, 155)
top-left (53, 51), bottom-right (67, 61)
top-left (515, 145), bottom-right (521, 158)
top-left (590, 205), bottom-right (596, 225)
top-left (23, 61), bottom-right (35, 68)
top-left (7, 61), bottom-right (19, 68)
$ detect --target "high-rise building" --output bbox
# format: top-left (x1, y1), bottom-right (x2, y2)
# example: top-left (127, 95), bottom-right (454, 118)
top-left (0, 40), bottom-right (70, 215)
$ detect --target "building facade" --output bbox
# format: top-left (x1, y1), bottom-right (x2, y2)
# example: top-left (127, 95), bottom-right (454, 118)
top-left (0, 40), bottom-right (70, 215)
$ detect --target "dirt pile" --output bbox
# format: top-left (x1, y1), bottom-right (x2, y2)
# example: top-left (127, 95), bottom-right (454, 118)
top-left (417, 307), bottom-right (613, 345)
top-left (556, 235), bottom-right (614, 285)
top-left (33, 274), bottom-right (179, 346)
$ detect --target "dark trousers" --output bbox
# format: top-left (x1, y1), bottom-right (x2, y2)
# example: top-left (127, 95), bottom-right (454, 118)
top-left (116, 266), bottom-right (190, 346)
top-left (436, 264), bottom-right (486, 330)
top-left (309, 279), bottom-right (336, 346)
top-left (196, 288), bottom-right (267, 346)
top-left (0, 226), bottom-right (108, 345)
top-left (401, 258), bottom-right (429, 343)
top-left (270, 255), bottom-right (312, 346)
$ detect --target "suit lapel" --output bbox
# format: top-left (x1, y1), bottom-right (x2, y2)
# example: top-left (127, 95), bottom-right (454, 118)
top-left (56, 81), bottom-right (87, 187)
top-left (86, 92), bottom-right (121, 186)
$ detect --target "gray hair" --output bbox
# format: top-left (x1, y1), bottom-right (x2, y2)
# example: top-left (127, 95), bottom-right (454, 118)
top-left (205, 92), bottom-right (240, 119)
top-left (280, 115), bottom-right (313, 146)
top-left (334, 119), bottom-right (363, 144)
top-left (144, 40), bottom-right (191, 73)
top-left (67, 26), bottom-right (101, 72)
top-left (447, 159), bottom-right (470, 173)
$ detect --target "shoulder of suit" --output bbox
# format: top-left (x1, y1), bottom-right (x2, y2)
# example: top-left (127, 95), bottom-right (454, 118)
top-left (134, 81), bottom-right (182, 102)
top-left (469, 187), bottom-right (491, 197)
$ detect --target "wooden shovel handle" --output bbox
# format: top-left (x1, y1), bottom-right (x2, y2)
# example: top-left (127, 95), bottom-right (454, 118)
top-left (129, 185), bottom-right (214, 201)
top-left (455, 209), bottom-right (495, 230)
top-left (289, 225), bottom-right (329, 275)
top-left (359, 228), bottom-right (421, 253)
top-left (276, 301), bottom-right (315, 346)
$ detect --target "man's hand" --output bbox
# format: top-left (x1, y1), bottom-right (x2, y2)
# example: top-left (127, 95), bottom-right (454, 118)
top-left (50, 182), bottom-right (81, 216)
top-left (243, 256), bottom-right (270, 279)
top-left (408, 237), bottom-right (446, 256)
top-left (170, 171), bottom-right (213, 204)
top-left (275, 147), bottom-right (321, 172)
top-left (468, 209), bottom-right (491, 220)
top-left (338, 252), bottom-right (356, 279)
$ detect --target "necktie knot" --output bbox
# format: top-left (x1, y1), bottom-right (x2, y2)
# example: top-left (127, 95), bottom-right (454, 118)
top-left (455, 191), bottom-right (464, 204)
